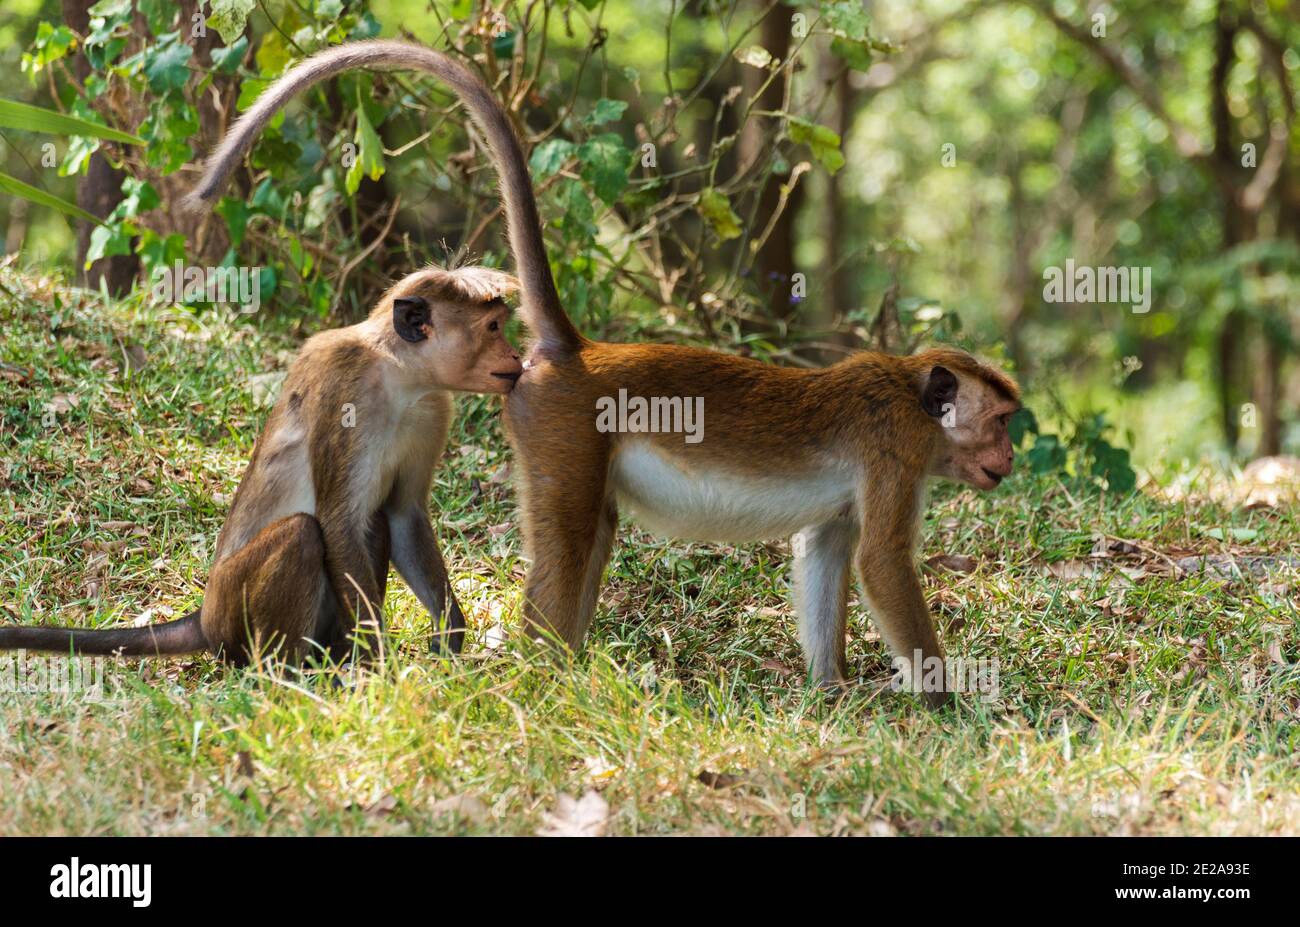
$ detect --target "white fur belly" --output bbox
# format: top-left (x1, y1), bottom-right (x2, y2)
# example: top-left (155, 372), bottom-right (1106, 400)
top-left (611, 442), bottom-right (854, 542)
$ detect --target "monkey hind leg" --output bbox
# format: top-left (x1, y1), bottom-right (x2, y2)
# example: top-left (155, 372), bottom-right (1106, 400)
top-left (519, 490), bottom-right (618, 653)
top-left (792, 518), bottom-right (858, 688)
top-left (202, 514), bottom-right (335, 666)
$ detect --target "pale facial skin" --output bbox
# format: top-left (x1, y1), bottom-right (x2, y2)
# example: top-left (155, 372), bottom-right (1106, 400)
top-left (400, 296), bottom-right (523, 396)
top-left (432, 298), bottom-right (523, 395)
top-left (930, 379), bottom-right (1020, 490)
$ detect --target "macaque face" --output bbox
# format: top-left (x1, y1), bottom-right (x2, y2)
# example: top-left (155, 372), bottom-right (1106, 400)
top-left (435, 299), bottom-right (524, 395)
top-left (923, 366), bottom-right (1019, 490)
top-left (389, 271), bottom-right (524, 395)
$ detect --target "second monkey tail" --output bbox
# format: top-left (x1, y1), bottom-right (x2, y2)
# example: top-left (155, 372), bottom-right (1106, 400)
top-left (184, 39), bottom-right (586, 357)
top-left (0, 608), bottom-right (207, 656)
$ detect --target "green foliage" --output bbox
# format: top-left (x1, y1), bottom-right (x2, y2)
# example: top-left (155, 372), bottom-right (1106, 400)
top-left (697, 188), bottom-right (742, 242)
top-left (209, 0), bottom-right (258, 45)
top-left (345, 99), bottom-right (385, 195)
top-left (1012, 407), bottom-right (1137, 494)
top-left (0, 171), bottom-right (97, 224)
top-left (787, 116), bottom-right (844, 174)
top-left (0, 99), bottom-right (142, 145)
top-left (0, 97), bottom-right (144, 225)
top-left (86, 178), bottom-right (160, 266)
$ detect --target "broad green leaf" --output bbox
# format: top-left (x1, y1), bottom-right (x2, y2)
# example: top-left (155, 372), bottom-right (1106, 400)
top-left (734, 45), bottom-right (772, 69)
top-left (530, 139), bottom-right (576, 178)
top-left (577, 133), bottom-right (630, 205)
top-left (136, 228), bottom-right (186, 276)
top-left (697, 188), bottom-right (742, 241)
top-left (0, 171), bottom-right (99, 224)
top-left (492, 30), bottom-right (516, 60)
top-left (86, 220), bottom-right (135, 265)
top-left (116, 177), bottom-right (160, 218)
top-left (209, 0), bottom-right (257, 46)
top-left (821, 0), bottom-right (871, 41)
top-left (216, 197), bottom-right (250, 248)
top-left (210, 36), bottom-right (249, 74)
top-left (236, 78), bottom-right (272, 112)
top-left (345, 104), bottom-right (384, 195)
top-left (1090, 444), bottom-right (1136, 493)
top-left (559, 180), bottom-right (596, 240)
top-left (830, 36), bottom-right (872, 71)
top-left (1200, 526), bottom-right (1259, 542)
top-left (22, 23), bottom-right (76, 75)
top-left (1008, 407), bottom-right (1038, 447)
top-left (583, 99), bottom-right (627, 127)
top-left (142, 34), bottom-right (194, 93)
top-left (60, 136), bottom-right (99, 177)
top-left (137, 0), bottom-right (177, 35)
top-left (139, 99), bottom-right (198, 173)
top-left (255, 25), bottom-right (293, 76)
top-left (787, 117), bottom-right (844, 174)
top-left (0, 99), bottom-right (142, 145)
top-left (88, 0), bottom-right (132, 17)
top-left (1025, 434), bottom-right (1066, 474)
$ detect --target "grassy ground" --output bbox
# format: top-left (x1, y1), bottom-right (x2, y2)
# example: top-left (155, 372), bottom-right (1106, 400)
top-left (1, 267), bottom-right (1298, 836)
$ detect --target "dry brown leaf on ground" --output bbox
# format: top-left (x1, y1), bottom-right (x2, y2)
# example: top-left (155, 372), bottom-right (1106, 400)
top-left (430, 793), bottom-right (490, 824)
top-left (760, 658), bottom-right (799, 677)
top-left (926, 554), bottom-right (978, 574)
top-left (696, 770), bottom-right (746, 789)
top-left (1045, 560), bottom-right (1097, 580)
top-left (1240, 456), bottom-right (1300, 508)
top-left (537, 790), bottom-right (609, 837)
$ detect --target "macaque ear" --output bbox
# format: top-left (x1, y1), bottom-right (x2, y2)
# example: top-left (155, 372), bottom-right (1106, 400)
top-left (393, 296), bottom-right (430, 343)
top-left (921, 365), bottom-right (958, 418)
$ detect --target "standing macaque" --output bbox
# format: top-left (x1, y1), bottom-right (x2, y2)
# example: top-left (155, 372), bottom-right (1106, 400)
top-left (0, 266), bottom-right (523, 665)
top-left (176, 40), bottom-right (1021, 704)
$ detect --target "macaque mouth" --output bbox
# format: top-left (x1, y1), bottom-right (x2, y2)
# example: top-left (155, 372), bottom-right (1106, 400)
top-left (491, 371), bottom-right (522, 385)
top-left (981, 467), bottom-right (1004, 485)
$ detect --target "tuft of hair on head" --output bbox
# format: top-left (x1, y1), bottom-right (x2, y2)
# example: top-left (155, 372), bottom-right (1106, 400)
top-left (374, 265), bottom-right (521, 320)
top-left (424, 265), bottom-right (521, 304)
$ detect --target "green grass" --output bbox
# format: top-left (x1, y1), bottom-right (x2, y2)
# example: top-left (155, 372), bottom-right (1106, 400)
top-left (1, 267), bottom-right (1298, 835)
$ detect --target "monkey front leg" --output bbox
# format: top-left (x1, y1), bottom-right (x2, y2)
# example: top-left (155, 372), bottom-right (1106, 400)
top-left (856, 546), bottom-right (950, 709)
top-left (387, 507), bottom-right (466, 655)
top-left (320, 520), bottom-right (387, 662)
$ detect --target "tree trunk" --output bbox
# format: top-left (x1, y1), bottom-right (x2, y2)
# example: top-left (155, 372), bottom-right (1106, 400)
top-left (739, 4), bottom-right (805, 322)
top-left (62, 0), bottom-right (137, 294)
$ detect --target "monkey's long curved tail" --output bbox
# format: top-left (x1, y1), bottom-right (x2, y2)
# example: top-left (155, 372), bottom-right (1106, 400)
top-left (185, 39), bottom-right (584, 356)
top-left (0, 608), bottom-right (207, 656)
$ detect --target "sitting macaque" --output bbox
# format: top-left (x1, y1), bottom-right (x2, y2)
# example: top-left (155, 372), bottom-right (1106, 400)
top-left (0, 266), bottom-right (523, 665)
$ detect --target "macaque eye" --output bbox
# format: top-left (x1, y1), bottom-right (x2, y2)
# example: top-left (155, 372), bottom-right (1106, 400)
top-left (488, 320), bottom-right (500, 333)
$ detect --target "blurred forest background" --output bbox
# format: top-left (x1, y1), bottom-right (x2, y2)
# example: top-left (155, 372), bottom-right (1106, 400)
top-left (1, 0), bottom-right (1297, 475)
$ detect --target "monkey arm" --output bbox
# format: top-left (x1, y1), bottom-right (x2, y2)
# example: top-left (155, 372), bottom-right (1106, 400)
top-left (315, 503), bottom-right (386, 658)
top-left (852, 478), bottom-right (951, 708)
top-left (386, 507), bottom-right (466, 655)
top-left (856, 543), bottom-right (950, 709)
